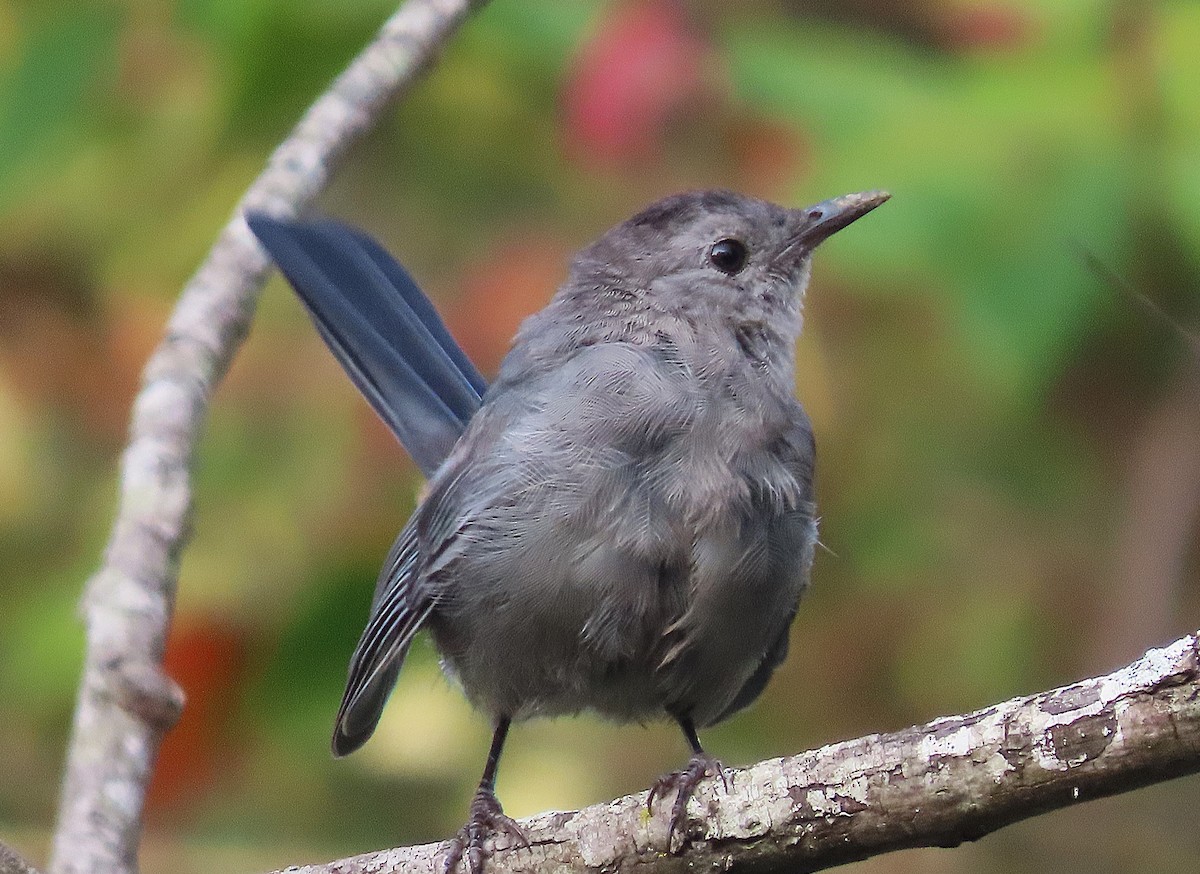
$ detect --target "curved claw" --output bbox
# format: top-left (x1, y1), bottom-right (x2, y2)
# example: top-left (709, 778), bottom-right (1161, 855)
top-left (443, 788), bottom-right (528, 874)
top-left (647, 753), bottom-right (726, 852)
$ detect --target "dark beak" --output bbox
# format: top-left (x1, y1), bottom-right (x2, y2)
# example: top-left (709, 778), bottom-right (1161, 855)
top-left (791, 190), bottom-right (890, 248)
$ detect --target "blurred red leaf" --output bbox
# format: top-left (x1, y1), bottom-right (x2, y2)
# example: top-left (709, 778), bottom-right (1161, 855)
top-left (147, 617), bottom-right (248, 815)
top-left (562, 0), bottom-right (713, 164)
top-left (939, 4), bottom-right (1032, 52)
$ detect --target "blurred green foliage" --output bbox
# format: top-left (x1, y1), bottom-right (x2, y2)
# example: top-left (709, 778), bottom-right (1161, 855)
top-left (1, 1), bottom-right (1198, 872)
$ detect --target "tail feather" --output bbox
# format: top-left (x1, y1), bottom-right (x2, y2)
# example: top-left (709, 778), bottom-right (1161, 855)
top-left (332, 660), bottom-right (403, 757)
top-left (249, 213), bottom-right (482, 755)
top-left (341, 225), bottom-right (487, 399)
top-left (247, 213), bottom-right (484, 477)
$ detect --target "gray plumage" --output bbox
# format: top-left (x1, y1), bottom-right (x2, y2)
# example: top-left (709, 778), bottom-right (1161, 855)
top-left (249, 188), bottom-right (888, 871)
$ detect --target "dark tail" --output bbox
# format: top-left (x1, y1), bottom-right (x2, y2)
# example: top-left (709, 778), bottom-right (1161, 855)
top-left (248, 214), bottom-right (484, 756)
top-left (246, 214), bottom-right (486, 477)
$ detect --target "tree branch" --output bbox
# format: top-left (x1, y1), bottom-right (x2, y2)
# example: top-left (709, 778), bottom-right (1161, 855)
top-left (48, 3), bottom-right (490, 873)
top-left (0, 843), bottom-right (42, 874)
top-left (269, 632), bottom-right (1200, 874)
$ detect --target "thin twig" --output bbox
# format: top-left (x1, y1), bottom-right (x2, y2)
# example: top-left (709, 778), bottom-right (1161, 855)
top-left (266, 632), bottom-right (1200, 874)
top-left (1073, 242), bottom-right (1200, 359)
top-left (49, 3), bottom-right (490, 873)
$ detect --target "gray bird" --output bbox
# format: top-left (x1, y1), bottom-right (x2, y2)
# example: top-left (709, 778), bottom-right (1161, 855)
top-left (248, 188), bottom-right (888, 872)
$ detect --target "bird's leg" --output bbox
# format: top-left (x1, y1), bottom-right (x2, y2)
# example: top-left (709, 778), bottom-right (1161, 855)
top-left (647, 716), bottom-right (727, 851)
top-left (443, 717), bottom-right (528, 874)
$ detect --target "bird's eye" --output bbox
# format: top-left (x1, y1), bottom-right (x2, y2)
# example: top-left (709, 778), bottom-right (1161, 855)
top-left (709, 238), bottom-right (749, 275)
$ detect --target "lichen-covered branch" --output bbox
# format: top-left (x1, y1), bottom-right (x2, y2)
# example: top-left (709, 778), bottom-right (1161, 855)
top-left (48, 3), bottom-right (490, 874)
top-left (0, 842), bottom-right (42, 874)
top-left (268, 631), bottom-right (1200, 874)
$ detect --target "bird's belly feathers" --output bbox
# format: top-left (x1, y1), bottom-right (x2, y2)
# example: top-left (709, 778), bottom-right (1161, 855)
top-left (420, 340), bottom-right (816, 725)
top-left (427, 455), bottom-right (815, 725)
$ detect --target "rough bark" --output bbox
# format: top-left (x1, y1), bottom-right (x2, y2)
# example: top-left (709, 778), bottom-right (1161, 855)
top-left (0, 843), bottom-right (41, 874)
top-left (270, 632), bottom-right (1200, 874)
top-left (47, 3), bottom-right (490, 874)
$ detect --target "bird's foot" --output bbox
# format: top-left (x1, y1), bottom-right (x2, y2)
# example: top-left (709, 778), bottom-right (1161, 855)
top-left (648, 752), bottom-right (728, 851)
top-left (443, 787), bottom-right (528, 874)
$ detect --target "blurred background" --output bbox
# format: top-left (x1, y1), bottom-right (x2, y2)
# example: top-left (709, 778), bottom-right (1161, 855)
top-left (1, 0), bottom-right (1198, 871)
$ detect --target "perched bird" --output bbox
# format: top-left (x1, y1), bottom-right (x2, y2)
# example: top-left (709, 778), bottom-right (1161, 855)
top-left (248, 188), bottom-right (888, 872)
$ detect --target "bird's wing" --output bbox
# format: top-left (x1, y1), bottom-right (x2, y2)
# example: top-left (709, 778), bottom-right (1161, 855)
top-left (330, 405), bottom-right (511, 756)
top-left (246, 214), bottom-right (486, 478)
top-left (331, 521), bottom-right (429, 756)
top-left (709, 605), bottom-right (797, 725)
